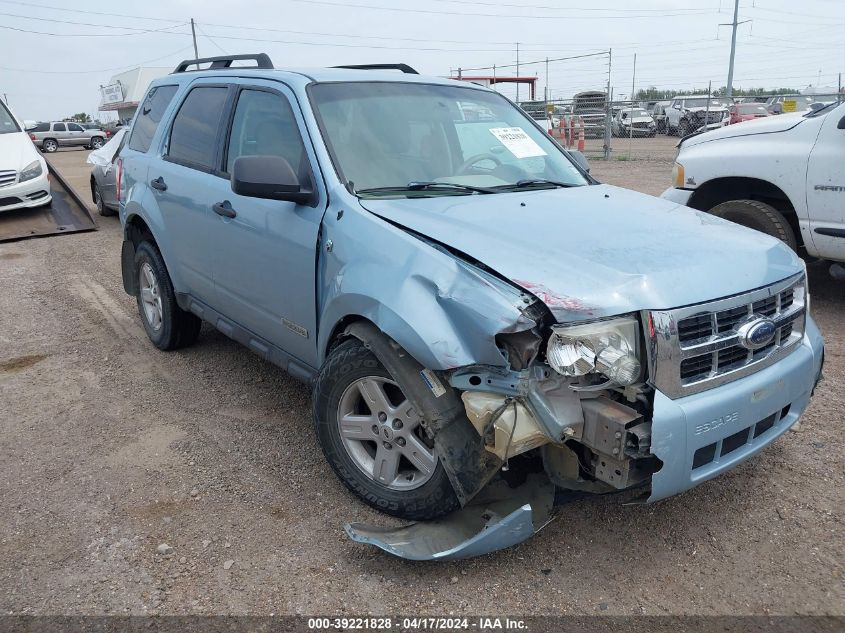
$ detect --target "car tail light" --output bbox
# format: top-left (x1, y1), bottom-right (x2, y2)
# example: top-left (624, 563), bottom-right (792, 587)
top-left (29, 133), bottom-right (36, 141)
top-left (116, 157), bottom-right (123, 204)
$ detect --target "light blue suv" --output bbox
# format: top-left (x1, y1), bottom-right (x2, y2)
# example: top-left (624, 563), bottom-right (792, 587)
top-left (118, 55), bottom-right (823, 550)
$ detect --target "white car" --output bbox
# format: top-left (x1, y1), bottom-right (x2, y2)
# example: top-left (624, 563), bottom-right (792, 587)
top-left (0, 100), bottom-right (51, 211)
top-left (611, 107), bottom-right (656, 137)
top-left (661, 101), bottom-right (845, 267)
top-left (665, 95), bottom-right (730, 136)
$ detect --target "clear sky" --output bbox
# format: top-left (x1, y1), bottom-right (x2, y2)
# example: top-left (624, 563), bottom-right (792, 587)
top-left (1, 0), bottom-right (843, 121)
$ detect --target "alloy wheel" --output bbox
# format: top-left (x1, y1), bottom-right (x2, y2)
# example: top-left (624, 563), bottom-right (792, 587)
top-left (337, 376), bottom-right (437, 490)
top-left (139, 262), bottom-right (163, 331)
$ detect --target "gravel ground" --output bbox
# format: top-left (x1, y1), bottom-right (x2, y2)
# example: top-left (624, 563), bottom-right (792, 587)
top-left (0, 149), bottom-right (842, 616)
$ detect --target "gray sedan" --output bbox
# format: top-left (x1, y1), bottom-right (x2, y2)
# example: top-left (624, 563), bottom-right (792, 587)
top-left (87, 129), bottom-right (126, 216)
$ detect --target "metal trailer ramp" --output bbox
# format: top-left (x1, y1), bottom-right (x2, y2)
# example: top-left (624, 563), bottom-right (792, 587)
top-left (0, 162), bottom-right (96, 243)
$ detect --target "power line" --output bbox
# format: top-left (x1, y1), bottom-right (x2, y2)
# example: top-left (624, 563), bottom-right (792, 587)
top-left (0, 10), bottom-right (187, 34)
top-left (430, 0), bottom-right (722, 13)
top-left (290, 0), bottom-right (724, 20)
top-left (0, 45), bottom-right (194, 74)
top-left (195, 23), bottom-right (229, 56)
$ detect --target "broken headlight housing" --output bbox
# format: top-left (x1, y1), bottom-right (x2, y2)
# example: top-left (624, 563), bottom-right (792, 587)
top-left (546, 316), bottom-right (642, 386)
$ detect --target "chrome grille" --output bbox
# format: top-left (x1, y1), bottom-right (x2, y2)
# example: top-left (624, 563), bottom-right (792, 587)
top-left (647, 274), bottom-right (806, 398)
top-left (0, 170), bottom-right (17, 188)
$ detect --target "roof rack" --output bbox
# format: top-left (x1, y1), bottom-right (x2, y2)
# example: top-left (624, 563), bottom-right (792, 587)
top-left (172, 53), bottom-right (274, 74)
top-left (332, 64), bottom-right (419, 75)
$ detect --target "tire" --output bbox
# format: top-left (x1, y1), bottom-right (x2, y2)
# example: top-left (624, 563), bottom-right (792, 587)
top-left (679, 120), bottom-right (690, 136)
top-left (90, 136), bottom-right (104, 149)
top-left (94, 182), bottom-right (115, 217)
top-left (709, 199), bottom-right (798, 251)
top-left (134, 241), bottom-right (201, 351)
top-left (313, 338), bottom-right (459, 521)
top-left (42, 139), bottom-right (58, 153)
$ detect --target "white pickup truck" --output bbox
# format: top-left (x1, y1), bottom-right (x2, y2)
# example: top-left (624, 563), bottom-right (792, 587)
top-left (662, 101), bottom-right (845, 275)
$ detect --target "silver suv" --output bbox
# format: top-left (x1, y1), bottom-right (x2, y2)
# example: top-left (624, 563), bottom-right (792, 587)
top-left (29, 121), bottom-right (106, 153)
top-left (117, 54), bottom-right (823, 559)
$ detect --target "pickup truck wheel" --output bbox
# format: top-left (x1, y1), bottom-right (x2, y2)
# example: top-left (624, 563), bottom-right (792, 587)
top-left (314, 338), bottom-right (459, 521)
top-left (679, 120), bottom-right (690, 136)
top-left (90, 136), bottom-right (104, 149)
top-left (42, 139), bottom-right (58, 153)
top-left (134, 241), bottom-right (201, 350)
top-left (709, 199), bottom-right (798, 251)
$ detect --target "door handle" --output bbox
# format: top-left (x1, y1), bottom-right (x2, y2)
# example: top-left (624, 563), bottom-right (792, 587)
top-left (213, 200), bottom-right (237, 219)
top-left (150, 176), bottom-right (167, 192)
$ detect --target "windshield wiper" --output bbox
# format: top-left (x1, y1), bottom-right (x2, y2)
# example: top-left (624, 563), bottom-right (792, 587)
top-left (497, 178), bottom-right (577, 190)
top-left (356, 181), bottom-right (497, 196)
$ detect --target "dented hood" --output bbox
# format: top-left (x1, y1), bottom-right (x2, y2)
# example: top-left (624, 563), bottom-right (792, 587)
top-left (360, 185), bottom-right (802, 321)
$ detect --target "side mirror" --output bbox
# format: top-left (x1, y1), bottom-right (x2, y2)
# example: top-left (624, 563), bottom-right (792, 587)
top-left (569, 150), bottom-right (590, 173)
top-left (231, 155), bottom-right (315, 205)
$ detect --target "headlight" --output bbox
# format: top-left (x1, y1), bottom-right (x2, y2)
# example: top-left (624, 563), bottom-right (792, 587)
top-left (798, 260), bottom-right (810, 314)
top-left (672, 162), bottom-right (685, 188)
top-left (546, 317), bottom-right (642, 386)
top-left (19, 160), bottom-right (43, 183)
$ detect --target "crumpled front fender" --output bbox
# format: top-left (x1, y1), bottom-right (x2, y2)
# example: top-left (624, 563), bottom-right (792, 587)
top-left (317, 204), bottom-right (536, 370)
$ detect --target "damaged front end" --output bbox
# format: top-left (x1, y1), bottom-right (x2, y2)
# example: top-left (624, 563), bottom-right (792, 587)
top-left (344, 268), bottom-right (661, 560)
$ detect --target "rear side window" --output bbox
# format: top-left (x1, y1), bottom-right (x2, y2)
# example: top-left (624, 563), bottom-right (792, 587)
top-left (53, 123), bottom-right (66, 132)
top-left (167, 86), bottom-right (229, 170)
top-left (128, 84), bottom-right (178, 153)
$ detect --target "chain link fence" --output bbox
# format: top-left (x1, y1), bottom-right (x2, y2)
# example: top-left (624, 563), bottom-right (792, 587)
top-left (531, 90), bottom-right (844, 162)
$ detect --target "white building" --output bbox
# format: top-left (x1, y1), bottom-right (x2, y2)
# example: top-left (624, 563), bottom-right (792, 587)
top-left (98, 67), bottom-right (170, 122)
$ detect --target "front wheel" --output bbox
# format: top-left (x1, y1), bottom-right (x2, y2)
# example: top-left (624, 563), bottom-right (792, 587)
top-left (313, 339), bottom-right (459, 520)
top-left (134, 241), bottom-right (201, 350)
top-left (709, 199), bottom-right (798, 251)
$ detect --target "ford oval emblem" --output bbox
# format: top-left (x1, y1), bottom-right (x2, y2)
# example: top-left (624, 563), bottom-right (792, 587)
top-left (737, 317), bottom-right (777, 350)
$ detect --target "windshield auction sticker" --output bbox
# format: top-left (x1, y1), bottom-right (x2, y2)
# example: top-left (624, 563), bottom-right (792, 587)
top-left (489, 127), bottom-right (547, 159)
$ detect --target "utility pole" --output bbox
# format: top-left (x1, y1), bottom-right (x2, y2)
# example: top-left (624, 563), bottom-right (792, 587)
top-left (725, 0), bottom-right (740, 98)
top-left (604, 49), bottom-right (612, 160)
top-left (515, 42), bottom-right (520, 102)
top-left (190, 18), bottom-right (199, 60)
top-left (545, 57), bottom-right (549, 104)
top-left (628, 53), bottom-right (636, 157)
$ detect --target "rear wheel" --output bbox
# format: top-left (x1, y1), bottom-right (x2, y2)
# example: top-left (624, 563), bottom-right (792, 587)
top-left (90, 136), bottom-right (104, 149)
top-left (42, 138), bottom-right (58, 153)
top-left (134, 241), bottom-right (201, 350)
top-left (94, 182), bottom-right (115, 217)
top-left (313, 338), bottom-right (458, 520)
top-left (709, 199), bottom-right (798, 251)
top-left (679, 120), bottom-right (691, 136)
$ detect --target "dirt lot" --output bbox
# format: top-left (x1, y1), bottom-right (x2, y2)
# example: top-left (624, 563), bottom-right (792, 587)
top-left (0, 149), bottom-right (842, 617)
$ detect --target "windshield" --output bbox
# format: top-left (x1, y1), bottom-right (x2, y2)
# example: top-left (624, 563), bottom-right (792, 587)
top-left (736, 104), bottom-right (768, 114)
top-left (0, 101), bottom-right (21, 135)
top-left (311, 82), bottom-right (589, 197)
top-left (684, 98), bottom-right (725, 108)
